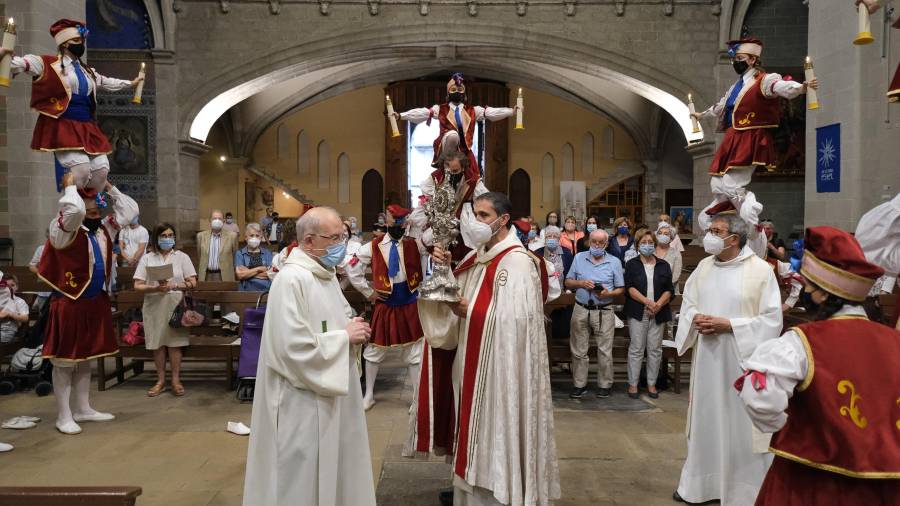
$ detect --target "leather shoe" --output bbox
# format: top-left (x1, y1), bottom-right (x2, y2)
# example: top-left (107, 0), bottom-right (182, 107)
top-left (439, 490), bottom-right (454, 506)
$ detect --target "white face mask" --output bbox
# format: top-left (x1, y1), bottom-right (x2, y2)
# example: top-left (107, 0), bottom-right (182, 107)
top-left (461, 209), bottom-right (503, 249)
top-left (656, 233), bottom-right (672, 245)
top-left (247, 237), bottom-right (261, 249)
top-left (703, 231), bottom-right (735, 256)
top-left (211, 219), bottom-right (224, 231)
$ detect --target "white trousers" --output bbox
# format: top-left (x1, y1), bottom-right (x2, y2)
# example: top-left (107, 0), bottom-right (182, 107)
top-left (362, 339), bottom-right (423, 364)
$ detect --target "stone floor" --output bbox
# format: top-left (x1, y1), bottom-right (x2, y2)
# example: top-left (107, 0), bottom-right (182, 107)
top-left (0, 364), bottom-right (689, 505)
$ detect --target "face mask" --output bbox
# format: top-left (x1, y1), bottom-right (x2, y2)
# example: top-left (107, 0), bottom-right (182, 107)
top-left (590, 246), bottom-right (606, 258)
top-left (448, 92), bottom-right (465, 103)
top-left (84, 217), bottom-right (102, 233)
top-left (733, 60), bottom-right (749, 75)
top-left (158, 237), bottom-right (175, 251)
top-left (131, 216), bottom-right (140, 226)
top-left (656, 233), bottom-right (672, 245)
top-left (564, 223), bottom-right (575, 232)
top-left (226, 218), bottom-right (234, 224)
top-left (527, 230), bottom-right (537, 240)
top-left (586, 224), bottom-right (597, 233)
top-left (462, 215), bottom-right (501, 249)
top-left (247, 237), bottom-right (261, 249)
top-left (546, 239), bottom-right (559, 250)
top-left (67, 42), bottom-right (85, 58)
top-left (316, 242), bottom-right (346, 269)
top-left (703, 232), bottom-right (735, 256)
top-left (639, 244), bottom-right (655, 257)
top-left (548, 217), bottom-right (558, 226)
top-left (618, 226), bottom-right (629, 236)
top-left (387, 225), bottom-right (405, 241)
top-left (211, 219), bottom-right (223, 230)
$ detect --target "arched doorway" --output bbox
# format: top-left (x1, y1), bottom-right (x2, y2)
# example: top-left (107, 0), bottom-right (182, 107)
top-left (509, 169), bottom-right (531, 220)
top-left (588, 175), bottom-right (644, 228)
top-left (361, 169), bottom-right (384, 232)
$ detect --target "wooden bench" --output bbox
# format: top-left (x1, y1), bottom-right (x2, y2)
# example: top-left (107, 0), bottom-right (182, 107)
top-left (98, 290), bottom-right (267, 391)
top-left (0, 486), bottom-right (142, 506)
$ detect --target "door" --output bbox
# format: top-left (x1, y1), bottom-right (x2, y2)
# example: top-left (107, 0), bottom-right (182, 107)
top-left (361, 169), bottom-right (384, 233)
top-left (509, 169), bottom-right (531, 220)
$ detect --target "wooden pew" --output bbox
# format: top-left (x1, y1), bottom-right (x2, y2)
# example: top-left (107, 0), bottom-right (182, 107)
top-left (98, 291), bottom-right (266, 391)
top-left (0, 266), bottom-right (49, 293)
top-left (0, 486), bottom-right (142, 506)
top-left (680, 245), bottom-right (707, 275)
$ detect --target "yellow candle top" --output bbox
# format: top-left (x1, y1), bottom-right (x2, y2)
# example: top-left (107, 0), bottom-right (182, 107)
top-left (5, 17), bottom-right (15, 33)
top-left (688, 93), bottom-right (693, 102)
top-left (804, 56), bottom-right (813, 69)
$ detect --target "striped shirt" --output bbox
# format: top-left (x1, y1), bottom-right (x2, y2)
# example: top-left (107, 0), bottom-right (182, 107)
top-left (208, 233), bottom-right (221, 271)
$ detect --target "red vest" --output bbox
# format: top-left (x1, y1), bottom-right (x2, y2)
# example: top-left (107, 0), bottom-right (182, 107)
top-left (432, 103), bottom-right (478, 166)
top-left (726, 72), bottom-right (781, 132)
top-left (36, 227), bottom-right (113, 300)
top-left (369, 237), bottom-right (423, 295)
top-left (30, 55), bottom-right (96, 119)
top-left (769, 316), bottom-right (900, 478)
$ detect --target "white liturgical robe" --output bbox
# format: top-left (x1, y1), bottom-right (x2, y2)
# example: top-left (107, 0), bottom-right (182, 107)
top-left (675, 246), bottom-right (783, 506)
top-left (417, 232), bottom-right (560, 506)
top-left (242, 248), bottom-right (375, 506)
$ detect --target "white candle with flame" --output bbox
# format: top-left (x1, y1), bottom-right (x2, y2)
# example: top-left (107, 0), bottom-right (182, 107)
top-left (385, 95), bottom-right (400, 138)
top-left (0, 18), bottom-right (17, 88)
top-left (688, 93), bottom-right (700, 133)
top-left (853, 3), bottom-right (874, 45)
top-left (804, 56), bottom-right (818, 110)
top-left (515, 88), bottom-right (524, 130)
top-left (131, 62), bottom-right (146, 104)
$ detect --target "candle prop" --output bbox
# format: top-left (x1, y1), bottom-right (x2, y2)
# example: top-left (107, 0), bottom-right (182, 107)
top-left (0, 18), bottom-right (17, 88)
top-left (385, 95), bottom-right (400, 138)
top-left (804, 56), bottom-right (819, 110)
top-left (131, 62), bottom-right (146, 104)
top-left (853, 3), bottom-right (874, 45)
top-left (515, 88), bottom-right (524, 130)
top-left (688, 93), bottom-right (700, 133)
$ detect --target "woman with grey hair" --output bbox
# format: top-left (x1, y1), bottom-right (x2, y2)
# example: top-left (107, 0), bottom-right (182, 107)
top-left (655, 222), bottom-right (683, 289)
top-left (235, 222), bottom-right (273, 292)
top-left (536, 225), bottom-right (575, 339)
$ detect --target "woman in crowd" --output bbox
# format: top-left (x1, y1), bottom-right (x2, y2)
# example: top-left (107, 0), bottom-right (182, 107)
top-left (559, 215), bottom-right (584, 255)
top-left (536, 226), bottom-right (575, 339)
top-left (235, 223), bottom-right (273, 292)
top-left (658, 214), bottom-right (685, 253)
top-left (623, 230), bottom-right (674, 399)
top-left (607, 217), bottom-right (634, 264)
top-left (134, 223), bottom-right (197, 397)
top-left (624, 226), bottom-right (648, 264)
top-left (655, 222), bottom-right (683, 291)
top-left (577, 215), bottom-right (600, 253)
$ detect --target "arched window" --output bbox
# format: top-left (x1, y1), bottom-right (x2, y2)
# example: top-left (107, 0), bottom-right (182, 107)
top-left (601, 126), bottom-right (614, 160)
top-left (581, 132), bottom-right (595, 176)
top-left (338, 153), bottom-right (350, 204)
top-left (277, 124), bottom-right (290, 161)
top-left (541, 153), bottom-right (555, 204)
top-left (561, 143), bottom-right (574, 180)
top-left (407, 120), bottom-right (482, 203)
top-left (317, 140), bottom-right (330, 189)
top-left (297, 130), bottom-right (310, 176)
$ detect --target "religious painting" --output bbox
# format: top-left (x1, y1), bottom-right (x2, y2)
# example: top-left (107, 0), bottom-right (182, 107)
top-left (98, 115), bottom-right (149, 175)
top-left (245, 180), bottom-right (276, 224)
top-left (560, 181), bottom-right (586, 227)
top-left (669, 206), bottom-right (693, 235)
top-left (86, 0), bottom-right (154, 49)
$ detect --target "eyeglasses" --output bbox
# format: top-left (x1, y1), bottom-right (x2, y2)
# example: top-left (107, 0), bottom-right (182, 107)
top-left (708, 227), bottom-right (731, 238)
top-left (314, 233), bottom-right (349, 244)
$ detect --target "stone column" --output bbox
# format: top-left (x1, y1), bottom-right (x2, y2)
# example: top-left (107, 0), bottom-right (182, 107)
top-left (171, 139), bottom-right (209, 245)
top-left (3, 0), bottom-right (86, 263)
top-left (642, 159), bottom-right (661, 224)
top-left (686, 141), bottom-right (715, 240)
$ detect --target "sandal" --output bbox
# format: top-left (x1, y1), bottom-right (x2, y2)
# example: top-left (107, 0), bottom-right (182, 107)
top-left (147, 383), bottom-right (166, 397)
top-left (171, 382), bottom-right (185, 397)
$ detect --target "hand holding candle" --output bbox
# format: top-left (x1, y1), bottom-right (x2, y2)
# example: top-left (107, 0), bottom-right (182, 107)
top-left (853, 2), bottom-right (874, 45)
top-left (515, 88), bottom-right (524, 130)
top-left (385, 95), bottom-right (400, 138)
top-left (687, 93), bottom-right (701, 133)
top-left (804, 56), bottom-right (819, 110)
top-left (0, 18), bottom-right (17, 88)
top-left (131, 62), bottom-right (146, 104)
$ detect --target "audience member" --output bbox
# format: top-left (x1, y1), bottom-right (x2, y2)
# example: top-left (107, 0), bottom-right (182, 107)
top-left (197, 210), bottom-right (238, 282)
top-left (235, 223), bottom-right (273, 292)
top-left (658, 213), bottom-right (685, 252)
top-left (259, 207), bottom-right (274, 229)
top-left (265, 211), bottom-right (286, 250)
top-left (118, 215), bottom-right (149, 267)
top-left (222, 212), bottom-right (241, 235)
top-left (655, 222), bottom-right (684, 289)
top-left (578, 215), bottom-right (599, 253)
top-left (560, 215), bottom-right (584, 255)
top-left (0, 274), bottom-right (29, 344)
top-left (606, 217), bottom-right (634, 264)
top-left (760, 220), bottom-right (786, 261)
top-left (537, 225), bottom-right (575, 339)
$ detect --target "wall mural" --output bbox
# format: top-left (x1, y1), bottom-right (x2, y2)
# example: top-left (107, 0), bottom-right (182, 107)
top-left (96, 92), bottom-right (156, 199)
top-left (86, 0), bottom-right (153, 49)
top-left (99, 115), bottom-right (149, 175)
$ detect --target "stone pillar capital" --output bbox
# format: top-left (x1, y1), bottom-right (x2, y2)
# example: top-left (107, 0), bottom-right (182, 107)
top-left (179, 139), bottom-right (212, 158)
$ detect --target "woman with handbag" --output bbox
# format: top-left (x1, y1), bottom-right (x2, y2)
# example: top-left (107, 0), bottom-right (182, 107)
top-left (133, 223), bottom-right (197, 397)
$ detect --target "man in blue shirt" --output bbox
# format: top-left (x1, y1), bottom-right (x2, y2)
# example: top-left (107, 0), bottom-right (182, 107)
top-left (565, 229), bottom-right (625, 398)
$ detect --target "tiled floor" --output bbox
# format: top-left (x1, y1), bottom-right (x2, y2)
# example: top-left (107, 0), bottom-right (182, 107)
top-left (0, 364), bottom-right (688, 505)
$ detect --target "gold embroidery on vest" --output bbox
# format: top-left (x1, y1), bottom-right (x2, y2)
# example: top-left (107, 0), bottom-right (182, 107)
top-left (49, 97), bottom-right (65, 111)
top-left (64, 272), bottom-right (77, 288)
top-left (737, 112), bottom-right (756, 126)
top-left (895, 398), bottom-right (900, 431)
top-left (837, 380), bottom-right (868, 429)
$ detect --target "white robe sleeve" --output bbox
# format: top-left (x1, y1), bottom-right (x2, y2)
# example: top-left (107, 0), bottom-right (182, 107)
top-left (739, 330), bottom-right (808, 433)
top-left (762, 73), bottom-right (804, 100)
top-left (473, 179), bottom-right (489, 198)
top-left (347, 241), bottom-right (374, 299)
top-left (475, 105), bottom-right (514, 122)
top-left (400, 106), bottom-right (438, 124)
top-left (264, 275), bottom-right (351, 396)
top-left (855, 193), bottom-right (900, 277)
top-left (10, 55), bottom-right (43, 77)
top-left (729, 266), bottom-right (784, 363)
top-left (49, 185), bottom-right (86, 250)
top-left (675, 263), bottom-right (702, 355)
top-left (698, 90), bottom-right (727, 119)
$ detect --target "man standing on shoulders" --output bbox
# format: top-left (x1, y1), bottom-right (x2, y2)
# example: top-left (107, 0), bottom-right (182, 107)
top-left (417, 192), bottom-right (560, 506)
top-left (197, 210), bottom-right (238, 282)
top-left (118, 215), bottom-right (148, 267)
top-left (243, 207), bottom-right (375, 506)
top-left (674, 213), bottom-right (783, 505)
top-left (565, 228), bottom-right (625, 399)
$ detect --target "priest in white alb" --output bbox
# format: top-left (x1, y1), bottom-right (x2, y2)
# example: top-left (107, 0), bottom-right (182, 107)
top-left (416, 192), bottom-right (560, 506)
top-left (674, 213), bottom-right (783, 505)
top-left (243, 207), bottom-right (376, 506)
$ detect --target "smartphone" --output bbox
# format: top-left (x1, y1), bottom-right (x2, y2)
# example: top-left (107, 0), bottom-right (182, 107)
top-left (593, 281), bottom-right (604, 291)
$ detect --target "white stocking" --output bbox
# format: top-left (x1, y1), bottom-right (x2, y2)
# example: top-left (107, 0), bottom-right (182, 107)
top-left (364, 360), bottom-right (379, 404)
top-left (68, 162), bottom-right (93, 190)
top-left (73, 361), bottom-right (96, 416)
top-left (407, 363), bottom-right (421, 392)
top-left (440, 130), bottom-right (461, 157)
top-left (52, 365), bottom-right (79, 433)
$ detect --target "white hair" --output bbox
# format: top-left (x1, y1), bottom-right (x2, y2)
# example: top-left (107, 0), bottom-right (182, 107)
top-left (295, 206), bottom-right (340, 241)
top-left (543, 225), bottom-right (561, 237)
top-left (245, 222), bottom-right (261, 234)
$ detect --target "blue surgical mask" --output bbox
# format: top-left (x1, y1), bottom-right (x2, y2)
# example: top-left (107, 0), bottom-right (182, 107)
top-left (546, 239), bottom-right (559, 250)
top-left (586, 224), bottom-right (598, 233)
top-left (317, 242), bottom-right (346, 268)
top-left (158, 238), bottom-right (175, 251)
top-left (639, 244), bottom-right (655, 257)
top-left (618, 226), bottom-right (630, 236)
top-left (528, 229), bottom-right (537, 239)
top-left (590, 246), bottom-right (606, 257)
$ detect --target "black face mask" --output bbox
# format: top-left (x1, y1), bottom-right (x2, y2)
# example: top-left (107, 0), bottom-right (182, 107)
top-left (67, 43), bottom-right (85, 58)
top-left (732, 60), bottom-right (750, 75)
top-left (84, 217), bottom-right (102, 233)
top-left (387, 225), bottom-right (405, 240)
top-left (449, 172), bottom-right (463, 187)
top-left (448, 92), bottom-right (465, 104)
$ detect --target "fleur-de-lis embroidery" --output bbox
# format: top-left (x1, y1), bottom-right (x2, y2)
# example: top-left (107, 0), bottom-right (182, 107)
top-left (737, 112), bottom-right (756, 126)
top-left (837, 380), bottom-right (868, 429)
top-left (64, 272), bottom-right (77, 288)
top-left (895, 398), bottom-right (900, 431)
top-left (50, 97), bottom-right (65, 111)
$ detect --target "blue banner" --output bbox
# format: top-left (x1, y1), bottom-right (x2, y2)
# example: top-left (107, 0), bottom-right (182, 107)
top-left (815, 123), bottom-right (841, 193)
